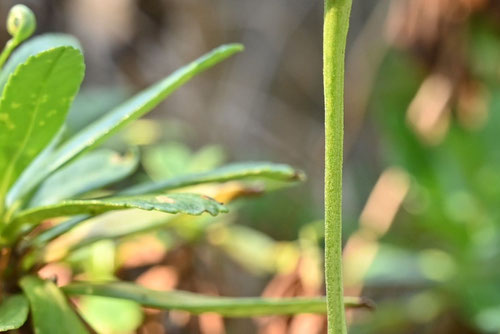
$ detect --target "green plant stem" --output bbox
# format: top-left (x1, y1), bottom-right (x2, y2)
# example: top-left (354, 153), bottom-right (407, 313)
top-left (62, 282), bottom-right (372, 317)
top-left (0, 39), bottom-right (18, 70)
top-left (323, 0), bottom-right (352, 333)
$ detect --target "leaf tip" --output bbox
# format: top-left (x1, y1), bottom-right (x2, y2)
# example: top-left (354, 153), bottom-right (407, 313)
top-left (291, 169), bottom-right (307, 182)
top-left (221, 43), bottom-right (245, 54)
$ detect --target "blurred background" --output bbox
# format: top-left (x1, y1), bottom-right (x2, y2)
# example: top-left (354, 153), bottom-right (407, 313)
top-left (2, 0), bottom-right (500, 333)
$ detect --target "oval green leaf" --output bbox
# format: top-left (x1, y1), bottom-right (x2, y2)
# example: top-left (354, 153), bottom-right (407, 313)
top-left (0, 46), bottom-right (85, 206)
top-left (0, 294), bottom-right (29, 331)
top-left (0, 33), bottom-right (81, 92)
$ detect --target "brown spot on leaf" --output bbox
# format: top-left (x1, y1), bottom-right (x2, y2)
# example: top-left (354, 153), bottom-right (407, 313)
top-left (110, 153), bottom-right (125, 164)
top-left (155, 195), bottom-right (175, 204)
top-left (201, 194), bottom-right (224, 205)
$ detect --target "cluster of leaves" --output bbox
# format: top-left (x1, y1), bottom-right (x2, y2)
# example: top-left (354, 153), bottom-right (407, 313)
top-left (0, 5), bottom-right (347, 333)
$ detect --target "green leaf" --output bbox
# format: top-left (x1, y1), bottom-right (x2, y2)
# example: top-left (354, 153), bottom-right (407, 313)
top-left (35, 44), bottom-right (243, 191)
top-left (18, 193), bottom-right (227, 222)
top-left (65, 210), bottom-right (175, 251)
top-left (122, 161), bottom-right (305, 196)
top-left (0, 294), bottom-right (29, 331)
top-left (207, 224), bottom-right (279, 275)
top-left (29, 149), bottom-right (139, 207)
top-left (20, 276), bottom-right (89, 334)
top-left (0, 46), bottom-right (85, 205)
top-left (77, 296), bottom-right (143, 334)
top-left (4, 194), bottom-right (227, 241)
top-left (30, 215), bottom-right (89, 247)
top-left (66, 86), bottom-right (129, 136)
top-left (29, 162), bottom-right (301, 247)
top-left (27, 162), bottom-right (299, 246)
top-left (0, 34), bottom-right (81, 92)
top-left (63, 282), bottom-right (368, 317)
top-left (143, 142), bottom-right (225, 180)
top-left (31, 210), bottom-right (178, 252)
top-left (6, 127), bottom-right (65, 208)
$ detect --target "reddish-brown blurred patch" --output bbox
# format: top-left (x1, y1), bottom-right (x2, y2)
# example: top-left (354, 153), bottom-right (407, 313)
top-left (136, 265), bottom-right (178, 291)
top-left (38, 262), bottom-right (72, 286)
top-left (387, 0), bottom-right (488, 51)
top-left (118, 235), bottom-right (166, 268)
top-left (256, 260), bottom-right (327, 334)
top-left (386, 0), bottom-right (496, 144)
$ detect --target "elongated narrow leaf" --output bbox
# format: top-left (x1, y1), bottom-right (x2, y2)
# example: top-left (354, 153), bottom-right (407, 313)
top-left (122, 162), bottom-right (305, 196)
top-left (64, 210), bottom-right (175, 252)
top-left (29, 163), bottom-right (299, 247)
top-left (31, 214), bottom-right (90, 247)
top-left (29, 149), bottom-right (139, 207)
top-left (29, 162), bottom-right (294, 246)
top-left (17, 193), bottom-right (227, 222)
top-left (0, 47), bottom-right (85, 203)
top-left (20, 276), bottom-right (89, 334)
top-left (63, 282), bottom-right (368, 317)
top-left (32, 204), bottom-right (198, 250)
top-left (0, 294), bottom-right (29, 331)
top-left (0, 34), bottom-right (81, 92)
top-left (66, 86), bottom-right (129, 135)
top-left (5, 194), bottom-right (227, 241)
top-left (37, 44), bottom-right (243, 188)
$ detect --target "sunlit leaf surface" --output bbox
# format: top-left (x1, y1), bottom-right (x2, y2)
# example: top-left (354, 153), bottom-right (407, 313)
top-left (0, 34), bottom-right (81, 92)
top-left (0, 46), bottom-right (84, 202)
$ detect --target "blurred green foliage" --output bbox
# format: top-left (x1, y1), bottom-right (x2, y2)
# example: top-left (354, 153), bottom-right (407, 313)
top-left (351, 19), bottom-right (500, 334)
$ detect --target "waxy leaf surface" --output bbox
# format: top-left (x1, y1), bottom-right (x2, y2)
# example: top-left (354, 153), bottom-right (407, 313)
top-left (0, 46), bottom-right (84, 202)
top-left (0, 34), bottom-right (81, 92)
top-left (29, 149), bottom-right (139, 207)
top-left (5, 193), bottom-right (227, 240)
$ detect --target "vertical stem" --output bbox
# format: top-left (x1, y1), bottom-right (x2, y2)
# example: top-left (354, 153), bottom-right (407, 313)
top-left (324, 0), bottom-right (352, 333)
top-left (0, 39), bottom-right (17, 70)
